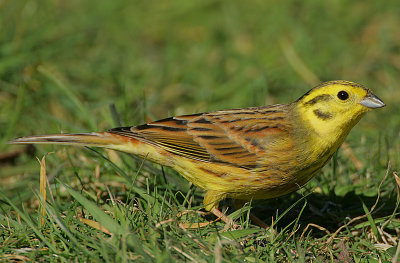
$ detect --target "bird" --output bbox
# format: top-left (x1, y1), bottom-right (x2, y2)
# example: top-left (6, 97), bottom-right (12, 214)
top-left (9, 80), bottom-right (385, 226)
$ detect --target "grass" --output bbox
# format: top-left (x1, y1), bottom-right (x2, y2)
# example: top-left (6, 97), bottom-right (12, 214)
top-left (1, 0), bottom-right (400, 261)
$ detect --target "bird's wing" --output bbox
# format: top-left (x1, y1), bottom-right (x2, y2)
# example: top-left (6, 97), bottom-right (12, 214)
top-left (108, 105), bottom-right (291, 170)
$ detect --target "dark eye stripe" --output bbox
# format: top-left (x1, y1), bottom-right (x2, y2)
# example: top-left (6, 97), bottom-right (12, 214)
top-left (304, 94), bottom-right (332, 106)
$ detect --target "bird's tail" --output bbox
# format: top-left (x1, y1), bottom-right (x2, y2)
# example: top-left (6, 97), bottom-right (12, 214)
top-left (8, 133), bottom-right (128, 149)
top-left (9, 132), bottom-right (167, 164)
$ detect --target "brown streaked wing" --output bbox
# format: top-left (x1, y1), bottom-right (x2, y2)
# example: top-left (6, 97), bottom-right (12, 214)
top-left (189, 105), bottom-right (290, 168)
top-left (108, 105), bottom-right (290, 169)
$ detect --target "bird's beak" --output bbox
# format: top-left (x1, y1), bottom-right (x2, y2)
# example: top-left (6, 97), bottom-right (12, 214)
top-left (360, 92), bottom-right (385, 109)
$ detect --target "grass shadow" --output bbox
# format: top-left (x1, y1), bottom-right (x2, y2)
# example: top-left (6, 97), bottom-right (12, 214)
top-left (248, 190), bottom-right (398, 235)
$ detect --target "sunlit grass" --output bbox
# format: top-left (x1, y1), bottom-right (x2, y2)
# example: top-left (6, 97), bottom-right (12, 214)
top-left (1, 0), bottom-right (400, 261)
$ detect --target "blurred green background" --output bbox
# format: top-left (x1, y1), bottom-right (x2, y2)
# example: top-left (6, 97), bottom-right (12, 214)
top-left (1, 0), bottom-right (399, 261)
top-left (1, 0), bottom-right (398, 136)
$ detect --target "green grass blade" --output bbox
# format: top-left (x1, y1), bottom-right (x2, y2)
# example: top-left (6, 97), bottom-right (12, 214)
top-left (58, 179), bottom-right (126, 236)
top-left (361, 200), bottom-right (380, 242)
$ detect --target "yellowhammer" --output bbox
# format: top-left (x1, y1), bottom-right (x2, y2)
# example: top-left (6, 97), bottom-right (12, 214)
top-left (10, 80), bottom-right (385, 225)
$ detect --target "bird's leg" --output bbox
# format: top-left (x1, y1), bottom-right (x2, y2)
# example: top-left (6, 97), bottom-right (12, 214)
top-left (211, 207), bottom-right (240, 229)
top-left (203, 191), bottom-right (240, 229)
top-left (248, 213), bottom-right (269, 229)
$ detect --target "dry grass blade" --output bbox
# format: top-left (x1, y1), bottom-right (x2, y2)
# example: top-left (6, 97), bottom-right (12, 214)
top-left (78, 218), bottom-right (111, 235)
top-left (393, 172), bottom-right (400, 194)
top-left (1, 254), bottom-right (31, 261)
top-left (179, 219), bottom-right (220, 229)
top-left (300, 223), bottom-right (331, 241)
top-left (38, 155), bottom-right (48, 227)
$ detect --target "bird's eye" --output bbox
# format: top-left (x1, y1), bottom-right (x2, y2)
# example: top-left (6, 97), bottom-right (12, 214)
top-left (337, 91), bottom-right (349, 100)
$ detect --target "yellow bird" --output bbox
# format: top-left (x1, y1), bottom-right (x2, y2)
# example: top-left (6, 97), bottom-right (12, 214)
top-left (10, 80), bottom-right (385, 224)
